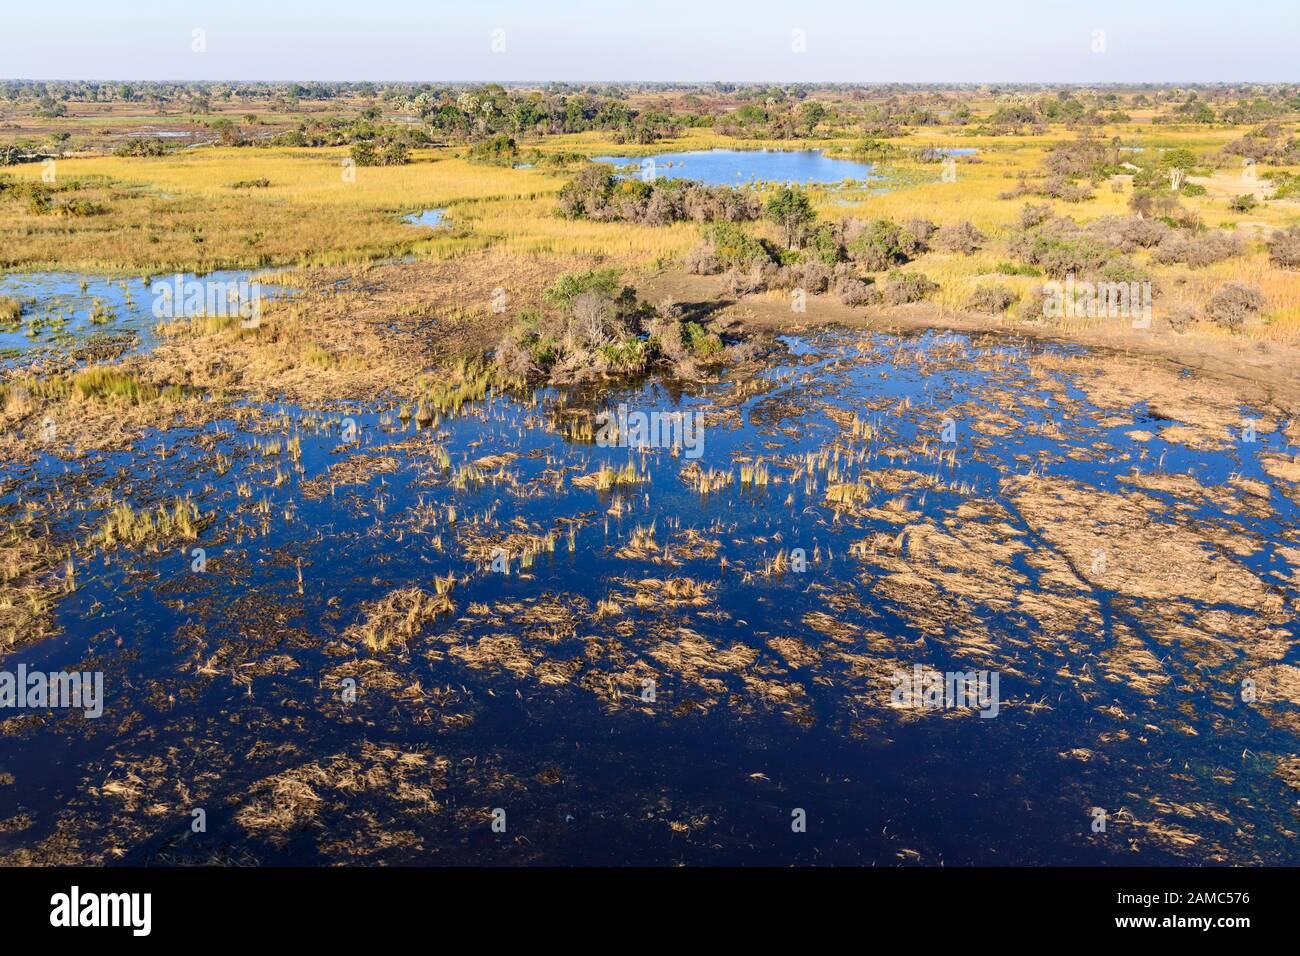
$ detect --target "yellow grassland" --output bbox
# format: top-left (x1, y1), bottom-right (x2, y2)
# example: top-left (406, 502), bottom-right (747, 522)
top-left (2, 122), bottom-right (1297, 338)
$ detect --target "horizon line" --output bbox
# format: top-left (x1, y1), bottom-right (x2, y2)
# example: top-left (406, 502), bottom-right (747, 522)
top-left (6, 78), bottom-right (1297, 86)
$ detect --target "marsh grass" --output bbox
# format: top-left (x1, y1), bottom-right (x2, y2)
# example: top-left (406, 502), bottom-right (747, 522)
top-left (7, 366), bottom-right (175, 406)
top-left (419, 357), bottom-right (495, 416)
top-left (72, 367), bottom-right (163, 403)
top-left (1, 148), bottom-right (566, 271)
top-left (0, 295), bottom-right (22, 327)
top-left (575, 460), bottom-right (645, 491)
top-left (96, 497), bottom-right (200, 549)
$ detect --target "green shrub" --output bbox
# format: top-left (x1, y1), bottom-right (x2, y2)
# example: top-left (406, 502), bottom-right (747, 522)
top-left (542, 268), bottom-right (623, 308)
top-left (806, 223), bottom-right (843, 266)
top-left (350, 135), bottom-right (409, 167)
top-left (467, 134), bottom-right (520, 166)
top-left (848, 219), bottom-right (924, 271)
top-left (681, 320), bottom-right (723, 356)
top-left (1264, 171), bottom-right (1300, 200)
top-left (995, 261), bottom-right (1042, 277)
top-left (113, 137), bottom-right (170, 158)
top-left (704, 222), bottom-right (770, 270)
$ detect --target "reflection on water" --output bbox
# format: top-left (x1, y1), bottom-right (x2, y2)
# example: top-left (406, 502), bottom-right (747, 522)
top-left (591, 148), bottom-right (884, 187)
top-left (403, 208), bottom-right (447, 228)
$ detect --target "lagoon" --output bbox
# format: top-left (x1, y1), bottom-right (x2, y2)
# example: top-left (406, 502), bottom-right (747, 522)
top-left (591, 148), bottom-right (883, 187)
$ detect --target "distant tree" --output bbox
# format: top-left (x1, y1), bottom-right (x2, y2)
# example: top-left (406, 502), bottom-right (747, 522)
top-left (797, 100), bottom-right (827, 134)
top-left (350, 134), bottom-right (409, 167)
top-left (34, 95), bottom-right (66, 118)
top-left (114, 137), bottom-right (170, 157)
top-left (466, 134), bottom-right (520, 166)
top-left (210, 119), bottom-right (244, 147)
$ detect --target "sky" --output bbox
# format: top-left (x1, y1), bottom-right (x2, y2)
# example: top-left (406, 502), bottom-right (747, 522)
top-left (2, 0), bottom-right (1296, 83)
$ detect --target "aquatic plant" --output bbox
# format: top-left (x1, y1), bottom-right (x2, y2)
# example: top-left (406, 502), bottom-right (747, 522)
top-left (96, 497), bottom-right (200, 549)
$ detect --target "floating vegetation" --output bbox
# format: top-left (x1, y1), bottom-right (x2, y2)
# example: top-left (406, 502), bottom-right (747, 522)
top-left (345, 586), bottom-right (455, 652)
top-left (576, 460), bottom-right (645, 491)
top-left (95, 497), bottom-right (200, 549)
top-left (738, 459), bottom-right (770, 487)
top-left (88, 299), bottom-right (115, 325)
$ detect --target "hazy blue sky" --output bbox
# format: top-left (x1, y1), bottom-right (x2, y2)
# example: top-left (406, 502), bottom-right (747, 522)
top-left (3, 0), bottom-right (1295, 82)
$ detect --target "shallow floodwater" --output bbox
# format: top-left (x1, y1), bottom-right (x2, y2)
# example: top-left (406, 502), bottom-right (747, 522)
top-left (403, 208), bottom-right (447, 228)
top-left (591, 148), bottom-right (883, 186)
top-left (129, 130), bottom-right (193, 139)
top-left (1, 322), bottom-right (1297, 865)
top-left (0, 270), bottom-right (290, 364)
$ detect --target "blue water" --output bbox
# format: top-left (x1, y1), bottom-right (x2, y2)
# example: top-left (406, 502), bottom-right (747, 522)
top-left (0, 269), bottom-right (291, 363)
top-left (403, 208), bottom-right (447, 228)
top-left (1, 323), bottom-right (1297, 865)
top-left (591, 148), bottom-right (884, 186)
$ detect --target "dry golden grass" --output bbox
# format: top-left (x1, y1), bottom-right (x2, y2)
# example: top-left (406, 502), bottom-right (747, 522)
top-left (1, 147), bottom-right (565, 271)
top-left (344, 586), bottom-right (454, 652)
top-left (3, 121), bottom-right (1298, 340)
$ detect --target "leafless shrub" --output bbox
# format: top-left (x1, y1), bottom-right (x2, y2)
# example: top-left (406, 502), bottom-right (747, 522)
top-left (1149, 230), bottom-right (1240, 267)
top-left (934, 221), bottom-right (987, 255)
top-left (685, 243), bottom-right (721, 275)
top-left (1166, 307), bottom-right (1196, 334)
top-left (773, 260), bottom-right (833, 294)
top-left (1267, 225), bottom-right (1300, 270)
top-left (834, 276), bottom-right (882, 307)
top-left (882, 272), bottom-right (939, 305)
top-left (1016, 203), bottom-right (1053, 229)
top-left (965, 284), bottom-right (1017, 313)
top-left (1085, 215), bottom-right (1171, 251)
top-left (565, 293), bottom-right (626, 350)
top-left (723, 265), bottom-right (768, 297)
top-left (1018, 285), bottom-right (1046, 322)
top-left (904, 218), bottom-right (938, 249)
